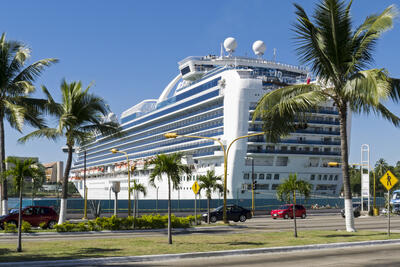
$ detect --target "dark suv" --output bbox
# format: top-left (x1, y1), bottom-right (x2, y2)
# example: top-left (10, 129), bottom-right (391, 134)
top-left (0, 206), bottom-right (58, 229)
top-left (202, 204), bottom-right (252, 223)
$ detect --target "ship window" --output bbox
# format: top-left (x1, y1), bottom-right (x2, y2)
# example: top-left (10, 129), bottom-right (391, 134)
top-left (334, 175), bottom-right (338, 181)
top-left (310, 174), bottom-right (315, 180)
top-left (243, 173), bottom-right (250, 180)
top-left (259, 174), bottom-right (265, 180)
top-left (266, 174), bottom-right (272, 180)
top-left (180, 66), bottom-right (191, 76)
top-left (274, 174), bottom-right (280, 180)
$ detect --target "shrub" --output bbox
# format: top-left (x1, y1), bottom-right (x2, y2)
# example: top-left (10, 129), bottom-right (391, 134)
top-left (76, 222), bottom-right (88, 232)
top-left (4, 223), bottom-right (17, 233)
top-left (54, 221), bottom-right (76, 232)
top-left (39, 222), bottom-right (47, 229)
top-left (87, 220), bottom-right (99, 231)
top-left (21, 221), bottom-right (32, 233)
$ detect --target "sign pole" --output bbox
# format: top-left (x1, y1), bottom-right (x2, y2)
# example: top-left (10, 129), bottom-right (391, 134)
top-left (194, 192), bottom-right (197, 225)
top-left (379, 170), bottom-right (397, 236)
top-left (388, 189), bottom-right (391, 236)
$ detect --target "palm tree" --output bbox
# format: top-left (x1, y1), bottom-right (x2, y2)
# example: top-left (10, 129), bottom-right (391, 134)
top-left (198, 170), bottom-right (223, 224)
top-left (0, 33), bottom-right (57, 215)
top-left (147, 153), bottom-right (189, 244)
top-left (19, 80), bottom-right (120, 224)
top-left (276, 173), bottom-right (311, 238)
top-left (129, 179), bottom-right (147, 220)
top-left (253, 0), bottom-right (400, 232)
top-left (375, 158), bottom-right (390, 194)
top-left (4, 157), bottom-right (45, 252)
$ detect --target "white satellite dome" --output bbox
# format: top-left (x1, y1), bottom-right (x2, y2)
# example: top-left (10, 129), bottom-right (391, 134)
top-left (252, 40), bottom-right (266, 56)
top-left (224, 37), bottom-right (237, 53)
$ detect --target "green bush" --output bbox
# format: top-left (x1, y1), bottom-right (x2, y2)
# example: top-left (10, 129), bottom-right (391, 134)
top-left (4, 222), bottom-right (17, 233)
top-left (54, 221), bottom-right (76, 232)
top-left (87, 220), bottom-right (99, 231)
top-left (52, 214), bottom-right (200, 232)
top-left (39, 222), bottom-right (47, 229)
top-left (21, 221), bottom-right (32, 233)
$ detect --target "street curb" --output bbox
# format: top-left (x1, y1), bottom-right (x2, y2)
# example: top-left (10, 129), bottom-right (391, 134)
top-left (2, 238), bottom-right (400, 266)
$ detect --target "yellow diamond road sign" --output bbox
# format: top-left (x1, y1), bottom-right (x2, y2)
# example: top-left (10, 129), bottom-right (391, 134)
top-left (192, 181), bottom-right (200, 195)
top-left (380, 170), bottom-right (398, 191)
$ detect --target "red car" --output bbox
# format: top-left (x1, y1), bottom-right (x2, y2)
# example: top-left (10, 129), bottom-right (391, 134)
top-left (271, 204), bottom-right (307, 219)
top-left (0, 206), bottom-right (58, 229)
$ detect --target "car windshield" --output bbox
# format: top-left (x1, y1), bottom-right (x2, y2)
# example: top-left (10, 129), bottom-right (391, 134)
top-left (212, 206), bottom-right (223, 212)
top-left (9, 209), bottom-right (19, 214)
top-left (278, 205), bottom-right (291, 210)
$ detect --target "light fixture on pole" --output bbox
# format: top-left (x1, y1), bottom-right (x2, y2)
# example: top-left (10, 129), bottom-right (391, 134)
top-left (164, 131), bottom-right (266, 224)
top-left (110, 148), bottom-right (132, 216)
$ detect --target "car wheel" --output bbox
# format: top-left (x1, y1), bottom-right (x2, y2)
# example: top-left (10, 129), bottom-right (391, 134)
top-left (284, 214), bottom-right (289, 219)
top-left (239, 215), bottom-right (247, 222)
top-left (342, 214), bottom-right (345, 218)
top-left (210, 216), bottom-right (217, 223)
top-left (233, 219), bottom-right (239, 222)
top-left (47, 220), bottom-right (57, 229)
top-left (273, 217), bottom-right (277, 220)
top-left (301, 213), bottom-right (306, 219)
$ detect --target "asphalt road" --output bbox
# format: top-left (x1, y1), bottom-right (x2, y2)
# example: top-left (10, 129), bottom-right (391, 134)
top-left (112, 243), bottom-right (400, 267)
top-left (1, 214), bottom-right (399, 243)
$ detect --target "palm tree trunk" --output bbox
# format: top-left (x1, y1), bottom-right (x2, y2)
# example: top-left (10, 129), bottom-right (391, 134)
top-left (0, 116), bottom-right (8, 215)
top-left (167, 175), bottom-right (172, 244)
top-left (58, 144), bottom-right (73, 224)
top-left (17, 180), bottom-right (22, 252)
top-left (207, 196), bottom-right (210, 224)
top-left (293, 192), bottom-right (297, 238)
top-left (339, 105), bottom-right (356, 232)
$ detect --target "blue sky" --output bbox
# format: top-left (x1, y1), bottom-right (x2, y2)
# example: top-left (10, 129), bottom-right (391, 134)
top-left (1, 0), bottom-right (399, 166)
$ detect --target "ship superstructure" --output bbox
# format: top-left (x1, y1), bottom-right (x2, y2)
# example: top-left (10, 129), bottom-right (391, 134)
top-left (70, 38), bottom-right (346, 201)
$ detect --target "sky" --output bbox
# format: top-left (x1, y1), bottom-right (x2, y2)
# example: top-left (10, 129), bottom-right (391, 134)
top-left (0, 0), bottom-right (399, 167)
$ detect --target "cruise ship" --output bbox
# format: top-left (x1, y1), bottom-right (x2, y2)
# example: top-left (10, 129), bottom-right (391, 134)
top-left (70, 38), bottom-right (345, 202)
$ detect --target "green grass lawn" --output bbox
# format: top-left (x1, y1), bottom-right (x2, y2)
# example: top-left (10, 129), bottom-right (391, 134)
top-left (0, 230), bottom-right (399, 262)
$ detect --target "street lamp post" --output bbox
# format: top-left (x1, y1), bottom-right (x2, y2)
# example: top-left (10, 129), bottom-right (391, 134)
top-left (246, 156), bottom-right (255, 216)
top-left (110, 148), bottom-right (132, 217)
top-left (82, 150), bottom-right (88, 220)
top-left (165, 132), bottom-right (265, 224)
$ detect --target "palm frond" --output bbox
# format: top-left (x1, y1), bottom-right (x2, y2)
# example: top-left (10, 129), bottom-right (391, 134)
top-left (18, 127), bottom-right (61, 143)
top-left (11, 58), bottom-right (58, 85)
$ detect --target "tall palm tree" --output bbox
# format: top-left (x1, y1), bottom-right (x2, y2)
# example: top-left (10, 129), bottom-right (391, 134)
top-left (0, 33), bottom-right (57, 215)
top-left (19, 80), bottom-right (120, 224)
top-left (253, 0), bottom-right (400, 232)
top-left (4, 157), bottom-right (45, 252)
top-left (276, 173), bottom-right (311, 238)
top-left (198, 170), bottom-right (223, 224)
top-left (129, 179), bottom-right (147, 220)
top-left (147, 153), bottom-right (189, 244)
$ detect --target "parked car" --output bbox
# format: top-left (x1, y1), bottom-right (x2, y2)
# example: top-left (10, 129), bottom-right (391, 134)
top-left (202, 204), bottom-right (252, 223)
top-left (0, 206), bottom-right (58, 229)
top-left (271, 204), bottom-right (307, 219)
top-left (341, 203), bottom-right (361, 218)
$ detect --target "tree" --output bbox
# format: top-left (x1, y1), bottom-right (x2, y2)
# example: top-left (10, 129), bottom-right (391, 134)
top-left (129, 179), bottom-right (147, 221)
top-left (4, 157), bottom-right (45, 252)
top-left (276, 173), bottom-right (311, 237)
top-left (198, 170), bottom-right (223, 224)
top-left (253, 0), bottom-right (400, 232)
top-left (0, 33), bottom-right (57, 215)
top-left (374, 158), bottom-right (390, 194)
top-left (19, 80), bottom-right (120, 224)
top-left (147, 153), bottom-right (189, 244)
